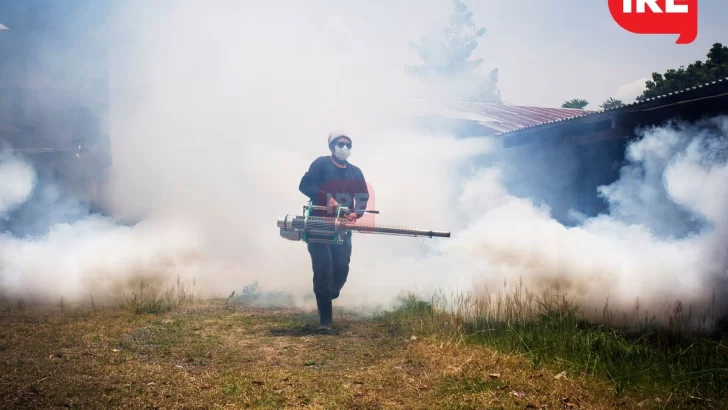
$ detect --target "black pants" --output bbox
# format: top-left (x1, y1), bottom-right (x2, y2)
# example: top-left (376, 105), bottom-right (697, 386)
top-left (307, 233), bottom-right (352, 300)
top-left (307, 233), bottom-right (352, 325)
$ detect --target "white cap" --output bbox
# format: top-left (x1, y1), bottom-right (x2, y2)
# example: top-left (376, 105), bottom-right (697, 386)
top-left (328, 131), bottom-right (351, 146)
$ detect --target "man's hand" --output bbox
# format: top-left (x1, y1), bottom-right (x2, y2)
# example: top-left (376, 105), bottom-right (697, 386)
top-left (328, 196), bottom-right (339, 209)
top-left (341, 212), bottom-right (357, 226)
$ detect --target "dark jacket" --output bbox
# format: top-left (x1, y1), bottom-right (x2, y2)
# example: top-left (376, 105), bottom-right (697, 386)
top-left (299, 156), bottom-right (369, 218)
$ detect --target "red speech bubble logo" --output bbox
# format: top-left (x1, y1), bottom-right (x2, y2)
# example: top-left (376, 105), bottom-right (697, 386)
top-left (609, 0), bottom-right (698, 44)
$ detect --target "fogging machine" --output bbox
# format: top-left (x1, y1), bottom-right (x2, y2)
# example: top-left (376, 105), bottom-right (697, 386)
top-left (277, 203), bottom-right (451, 245)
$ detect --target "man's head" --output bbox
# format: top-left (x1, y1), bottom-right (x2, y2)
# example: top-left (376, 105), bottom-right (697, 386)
top-left (328, 131), bottom-right (352, 162)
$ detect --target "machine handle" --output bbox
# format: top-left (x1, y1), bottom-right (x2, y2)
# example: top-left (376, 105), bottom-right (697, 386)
top-left (306, 205), bottom-right (379, 215)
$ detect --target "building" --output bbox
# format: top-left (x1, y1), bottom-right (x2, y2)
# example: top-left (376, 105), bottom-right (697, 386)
top-left (404, 78), bottom-right (728, 224)
top-left (489, 78), bottom-right (728, 223)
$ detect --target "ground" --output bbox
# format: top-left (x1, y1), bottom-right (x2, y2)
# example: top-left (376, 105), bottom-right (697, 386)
top-left (0, 301), bottom-right (673, 409)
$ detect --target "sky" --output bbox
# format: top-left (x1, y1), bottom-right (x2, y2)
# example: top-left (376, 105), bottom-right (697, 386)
top-left (311, 0), bottom-right (728, 109)
top-left (471, 0), bottom-right (728, 108)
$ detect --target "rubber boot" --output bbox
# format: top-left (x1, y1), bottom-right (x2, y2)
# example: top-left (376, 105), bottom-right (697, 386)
top-left (316, 295), bottom-right (333, 333)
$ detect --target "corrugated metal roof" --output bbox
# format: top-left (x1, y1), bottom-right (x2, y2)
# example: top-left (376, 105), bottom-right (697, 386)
top-left (495, 77), bottom-right (728, 136)
top-left (405, 98), bottom-right (595, 135)
top-left (449, 102), bottom-right (594, 133)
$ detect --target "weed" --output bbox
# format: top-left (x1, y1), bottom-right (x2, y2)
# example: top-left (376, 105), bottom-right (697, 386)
top-left (378, 282), bottom-right (728, 403)
top-left (229, 281), bottom-right (296, 308)
top-left (120, 275), bottom-right (198, 314)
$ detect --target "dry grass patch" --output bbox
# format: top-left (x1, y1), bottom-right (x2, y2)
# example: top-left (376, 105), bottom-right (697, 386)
top-left (0, 299), bottom-right (684, 409)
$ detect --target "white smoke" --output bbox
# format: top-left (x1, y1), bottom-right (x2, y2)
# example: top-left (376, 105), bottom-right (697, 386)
top-left (2, 1), bottom-right (466, 306)
top-left (0, 152), bottom-right (35, 216)
top-left (443, 117), bottom-right (728, 324)
top-left (0, 150), bottom-right (204, 303)
top-left (100, 1), bottom-right (487, 304)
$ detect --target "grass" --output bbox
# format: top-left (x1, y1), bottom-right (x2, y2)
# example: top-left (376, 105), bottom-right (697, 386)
top-left (0, 298), bottom-right (442, 409)
top-left (120, 275), bottom-right (200, 314)
top-left (381, 281), bottom-right (728, 408)
top-left (0, 279), bottom-right (726, 409)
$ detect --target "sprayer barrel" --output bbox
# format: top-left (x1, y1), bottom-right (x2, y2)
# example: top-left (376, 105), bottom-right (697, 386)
top-left (349, 224), bottom-right (451, 238)
top-left (279, 215), bottom-right (450, 239)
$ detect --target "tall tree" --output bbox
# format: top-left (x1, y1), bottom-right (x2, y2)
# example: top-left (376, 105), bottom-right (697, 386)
top-left (600, 97), bottom-right (624, 110)
top-left (561, 98), bottom-right (589, 109)
top-left (638, 42), bottom-right (728, 101)
top-left (406, 0), bottom-right (501, 103)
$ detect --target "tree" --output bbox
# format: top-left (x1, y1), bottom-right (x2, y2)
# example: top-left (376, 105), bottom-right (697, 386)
top-left (472, 67), bottom-right (501, 104)
top-left (561, 98), bottom-right (589, 109)
top-left (406, 0), bottom-right (501, 103)
top-left (638, 42), bottom-right (728, 101)
top-left (599, 97), bottom-right (624, 110)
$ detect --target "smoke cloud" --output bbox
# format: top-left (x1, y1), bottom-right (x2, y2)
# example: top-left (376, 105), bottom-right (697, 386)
top-left (445, 117), bottom-right (728, 325)
top-left (0, 149), bottom-right (204, 303)
top-left (101, 1), bottom-right (489, 305)
top-left (1, 1), bottom-right (726, 327)
top-left (0, 152), bottom-right (35, 216)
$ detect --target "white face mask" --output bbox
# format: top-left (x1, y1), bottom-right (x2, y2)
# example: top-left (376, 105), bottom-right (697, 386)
top-left (334, 145), bottom-right (350, 161)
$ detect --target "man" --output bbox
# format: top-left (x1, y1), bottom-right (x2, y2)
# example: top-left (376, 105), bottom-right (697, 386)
top-left (299, 131), bottom-right (369, 332)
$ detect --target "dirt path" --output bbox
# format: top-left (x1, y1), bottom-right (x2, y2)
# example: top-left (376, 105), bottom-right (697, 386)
top-left (0, 302), bottom-right (657, 409)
